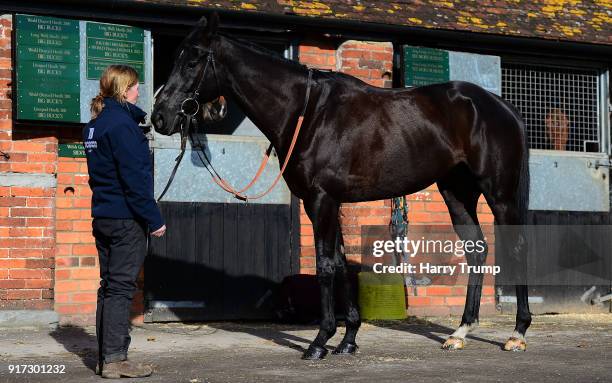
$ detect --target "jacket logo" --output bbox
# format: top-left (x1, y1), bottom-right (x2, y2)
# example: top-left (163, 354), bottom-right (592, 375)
top-left (88, 128), bottom-right (95, 140)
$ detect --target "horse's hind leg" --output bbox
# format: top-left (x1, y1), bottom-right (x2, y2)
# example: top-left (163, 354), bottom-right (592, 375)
top-left (437, 170), bottom-right (488, 351)
top-left (301, 190), bottom-right (340, 360)
top-left (332, 222), bottom-right (361, 355)
top-left (482, 193), bottom-right (531, 351)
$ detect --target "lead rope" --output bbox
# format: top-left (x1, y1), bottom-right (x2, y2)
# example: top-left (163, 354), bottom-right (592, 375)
top-left (195, 69), bottom-right (313, 202)
top-left (157, 115), bottom-right (191, 202)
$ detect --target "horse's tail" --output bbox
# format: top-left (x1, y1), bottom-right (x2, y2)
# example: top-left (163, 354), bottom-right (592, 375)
top-left (517, 118), bottom-right (530, 226)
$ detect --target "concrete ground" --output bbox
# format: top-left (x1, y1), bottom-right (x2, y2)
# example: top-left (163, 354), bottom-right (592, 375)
top-left (0, 314), bottom-right (610, 383)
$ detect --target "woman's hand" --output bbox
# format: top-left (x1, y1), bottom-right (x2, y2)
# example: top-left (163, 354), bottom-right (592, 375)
top-left (151, 225), bottom-right (166, 237)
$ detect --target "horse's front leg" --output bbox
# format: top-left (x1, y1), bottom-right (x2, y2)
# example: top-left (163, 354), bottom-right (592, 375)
top-left (302, 191), bottom-right (340, 360)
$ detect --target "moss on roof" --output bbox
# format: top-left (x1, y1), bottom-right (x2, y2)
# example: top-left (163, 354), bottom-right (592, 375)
top-left (140, 0), bottom-right (611, 45)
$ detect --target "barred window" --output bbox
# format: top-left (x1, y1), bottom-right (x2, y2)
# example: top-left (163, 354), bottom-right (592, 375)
top-left (501, 64), bottom-right (600, 152)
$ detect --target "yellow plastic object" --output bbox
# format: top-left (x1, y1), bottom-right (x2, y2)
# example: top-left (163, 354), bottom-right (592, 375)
top-left (358, 272), bottom-right (407, 320)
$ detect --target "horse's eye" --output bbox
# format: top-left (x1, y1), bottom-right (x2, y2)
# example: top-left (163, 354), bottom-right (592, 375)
top-left (187, 60), bottom-right (198, 68)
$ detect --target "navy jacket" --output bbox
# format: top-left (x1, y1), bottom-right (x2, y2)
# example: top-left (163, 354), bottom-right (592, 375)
top-left (83, 98), bottom-right (164, 232)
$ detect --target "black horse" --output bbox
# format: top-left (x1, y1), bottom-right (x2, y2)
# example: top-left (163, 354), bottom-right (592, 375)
top-left (152, 14), bottom-right (532, 359)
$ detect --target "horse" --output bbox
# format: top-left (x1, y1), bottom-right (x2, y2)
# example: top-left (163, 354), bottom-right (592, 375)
top-left (152, 13), bottom-right (532, 359)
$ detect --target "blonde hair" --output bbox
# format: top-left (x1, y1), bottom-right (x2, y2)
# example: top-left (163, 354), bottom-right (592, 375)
top-left (90, 65), bottom-right (139, 119)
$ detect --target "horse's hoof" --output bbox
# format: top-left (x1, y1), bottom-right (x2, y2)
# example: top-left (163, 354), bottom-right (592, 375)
top-left (332, 342), bottom-right (358, 355)
top-left (503, 337), bottom-right (526, 352)
top-left (302, 344), bottom-right (328, 360)
top-left (442, 336), bottom-right (465, 350)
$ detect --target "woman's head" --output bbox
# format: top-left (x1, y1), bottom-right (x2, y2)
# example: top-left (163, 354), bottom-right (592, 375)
top-left (90, 65), bottom-right (139, 118)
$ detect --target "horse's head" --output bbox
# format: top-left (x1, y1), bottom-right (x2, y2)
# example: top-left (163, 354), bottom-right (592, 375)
top-left (152, 13), bottom-right (226, 135)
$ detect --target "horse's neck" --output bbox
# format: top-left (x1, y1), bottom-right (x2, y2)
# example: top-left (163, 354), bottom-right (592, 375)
top-left (219, 39), bottom-right (309, 152)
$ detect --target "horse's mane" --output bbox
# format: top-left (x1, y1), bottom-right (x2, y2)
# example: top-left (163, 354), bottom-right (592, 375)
top-left (218, 32), bottom-right (308, 72)
top-left (217, 32), bottom-right (384, 90)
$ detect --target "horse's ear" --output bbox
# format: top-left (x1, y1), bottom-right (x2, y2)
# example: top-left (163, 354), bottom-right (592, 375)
top-left (197, 16), bottom-right (207, 29)
top-left (204, 12), bottom-right (219, 37)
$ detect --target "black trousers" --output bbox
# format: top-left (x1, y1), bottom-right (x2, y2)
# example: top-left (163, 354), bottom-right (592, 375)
top-left (93, 218), bottom-right (147, 364)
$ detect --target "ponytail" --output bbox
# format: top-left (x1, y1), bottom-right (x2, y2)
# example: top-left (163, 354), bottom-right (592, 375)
top-left (90, 94), bottom-right (105, 119)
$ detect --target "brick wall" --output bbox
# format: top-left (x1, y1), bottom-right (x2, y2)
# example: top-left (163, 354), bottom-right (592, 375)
top-left (54, 156), bottom-right (97, 324)
top-left (298, 39), bottom-right (497, 316)
top-left (0, 14), bottom-right (56, 311)
top-left (0, 14), bottom-right (139, 325)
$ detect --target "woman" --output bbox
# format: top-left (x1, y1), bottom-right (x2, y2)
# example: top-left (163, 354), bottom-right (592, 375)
top-left (83, 65), bottom-right (165, 379)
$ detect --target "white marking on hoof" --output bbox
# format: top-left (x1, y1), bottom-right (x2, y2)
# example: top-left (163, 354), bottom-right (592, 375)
top-left (451, 323), bottom-right (477, 339)
top-left (504, 333), bottom-right (527, 352)
top-left (442, 336), bottom-right (465, 350)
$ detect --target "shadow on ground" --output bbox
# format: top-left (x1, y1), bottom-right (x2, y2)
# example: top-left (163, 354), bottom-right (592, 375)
top-left (49, 326), bottom-right (98, 373)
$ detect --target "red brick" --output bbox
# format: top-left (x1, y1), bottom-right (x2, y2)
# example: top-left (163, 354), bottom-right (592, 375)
top-left (0, 258), bottom-right (26, 268)
top-left (0, 196), bottom-right (25, 207)
top-left (300, 247), bottom-right (315, 257)
top-left (72, 292), bottom-right (97, 303)
top-left (426, 202), bottom-right (449, 212)
top-left (6, 289), bottom-right (42, 300)
top-left (9, 248), bottom-right (46, 258)
top-left (446, 296), bottom-right (466, 306)
top-left (56, 303), bottom-right (96, 315)
top-left (73, 244), bottom-right (96, 256)
top-left (25, 217), bottom-right (53, 227)
top-left (11, 187), bottom-right (54, 197)
top-left (300, 225), bottom-right (313, 236)
top-left (78, 280), bottom-right (100, 291)
top-left (55, 220), bottom-right (72, 231)
top-left (0, 279), bottom-right (26, 288)
top-left (11, 141), bottom-right (48, 152)
top-left (300, 235), bottom-right (314, 247)
top-left (71, 268), bottom-right (99, 280)
top-left (409, 305), bottom-right (451, 317)
top-left (10, 269), bottom-right (51, 279)
top-left (57, 162), bottom-right (80, 173)
top-left (57, 209), bottom-right (81, 220)
top-left (10, 207), bottom-right (44, 217)
top-left (80, 257), bottom-right (97, 267)
top-left (425, 286), bottom-right (453, 296)
top-left (27, 153), bottom-right (56, 163)
top-left (9, 227), bottom-right (43, 237)
top-left (56, 232), bottom-right (81, 244)
top-left (26, 258), bottom-right (53, 269)
top-left (0, 217), bottom-right (25, 227)
top-left (56, 257), bottom-right (79, 267)
top-left (482, 286), bottom-right (495, 296)
top-left (300, 257), bottom-right (315, 268)
top-left (299, 53), bottom-right (330, 66)
top-left (54, 280), bottom-right (80, 292)
top-left (24, 279), bottom-right (53, 288)
top-left (73, 199), bottom-right (91, 208)
top-left (26, 198), bottom-right (53, 207)
top-left (57, 174), bottom-right (73, 185)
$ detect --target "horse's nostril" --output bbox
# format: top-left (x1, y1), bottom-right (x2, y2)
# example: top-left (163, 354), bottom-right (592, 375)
top-left (153, 113), bottom-right (164, 130)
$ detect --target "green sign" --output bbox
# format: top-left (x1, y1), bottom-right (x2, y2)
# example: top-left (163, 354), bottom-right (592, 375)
top-left (86, 22), bottom-right (145, 81)
top-left (58, 143), bottom-right (86, 158)
top-left (403, 46), bottom-right (450, 87)
top-left (15, 14), bottom-right (151, 124)
top-left (15, 14), bottom-right (81, 122)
